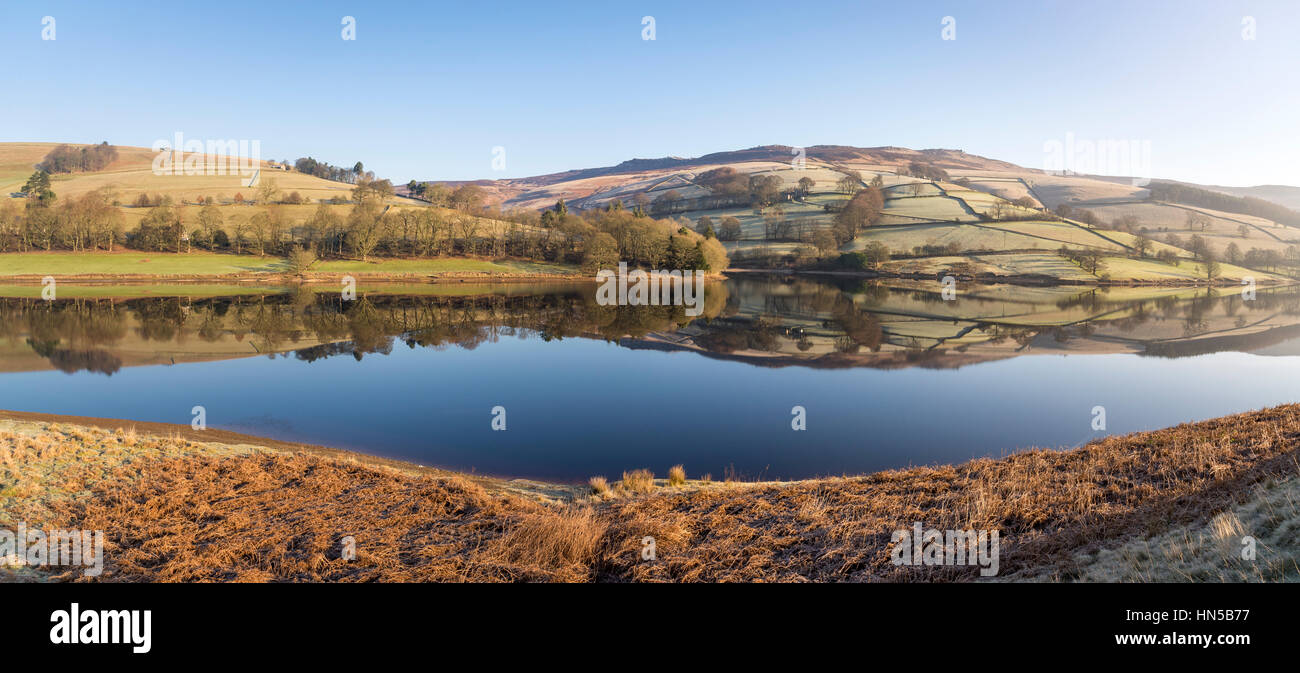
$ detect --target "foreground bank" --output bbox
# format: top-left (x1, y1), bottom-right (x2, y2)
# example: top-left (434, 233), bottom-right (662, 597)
top-left (2, 405), bottom-right (1298, 582)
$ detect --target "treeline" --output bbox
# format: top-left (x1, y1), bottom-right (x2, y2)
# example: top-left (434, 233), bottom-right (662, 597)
top-left (406, 181), bottom-right (489, 212)
top-left (292, 157), bottom-right (367, 184)
top-left (1149, 181), bottom-right (1300, 228)
top-left (1, 177), bottom-right (728, 273)
top-left (0, 191), bottom-right (124, 252)
top-left (523, 199), bottom-right (729, 273)
top-left (1162, 232), bottom-right (1298, 272)
top-left (36, 142), bottom-right (118, 173)
top-left (896, 162), bottom-right (950, 182)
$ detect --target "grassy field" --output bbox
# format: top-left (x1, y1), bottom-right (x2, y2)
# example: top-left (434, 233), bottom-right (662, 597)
top-left (0, 283), bottom-right (281, 299)
top-left (692, 165), bottom-right (1286, 285)
top-left (4, 403), bottom-right (1299, 582)
top-left (0, 252), bottom-right (576, 277)
top-left (1, 143), bottom-right (426, 206)
top-left (851, 221), bottom-right (1129, 255)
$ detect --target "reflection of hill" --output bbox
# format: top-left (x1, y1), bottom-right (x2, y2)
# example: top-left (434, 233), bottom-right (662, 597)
top-left (2, 279), bottom-right (1299, 375)
top-left (684, 278), bottom-right (1300, 370)
top-left (1143, 323), bottom-right (1300, 358)
top-left (620, 333), bottom-right (1018, 370)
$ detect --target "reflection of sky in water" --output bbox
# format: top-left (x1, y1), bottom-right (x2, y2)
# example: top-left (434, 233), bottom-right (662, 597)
top-left (2, 335), bottom-right (1299, 482)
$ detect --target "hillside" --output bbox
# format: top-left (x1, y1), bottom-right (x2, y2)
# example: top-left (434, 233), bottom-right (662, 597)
top-left (6, 402), bottom-right (1299, 582)
top-left (1204, 184), bottom-right (1300, 212)
top-left (7, 142), bottom-right (1300, 286)
top-left (0, 142), bottom-right (595, 280)
top-left (0, 142), bottom-right (423, 206)
top-left (416, 144), bottom-right (1300, 285)
top-left (427, 145), bottom-right (1023, 211)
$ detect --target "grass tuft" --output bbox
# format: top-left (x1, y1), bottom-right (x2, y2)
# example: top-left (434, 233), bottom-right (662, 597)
top-left (588, 476), bottom-right (611, 499)
top-left (619, 469), bottom-right (655, 495)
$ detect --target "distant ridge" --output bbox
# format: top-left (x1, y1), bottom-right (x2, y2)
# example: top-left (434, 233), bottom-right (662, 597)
top-left (488, 145), bottom-right (1026, 187)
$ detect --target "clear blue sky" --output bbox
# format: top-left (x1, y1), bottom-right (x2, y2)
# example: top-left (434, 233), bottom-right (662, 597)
top-left (3, 0), bottom-right (1298, 186)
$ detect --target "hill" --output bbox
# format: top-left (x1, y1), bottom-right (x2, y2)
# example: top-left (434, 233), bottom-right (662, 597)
top-left (0, 142), bottom-right (427, 206)
top-left (420, 145), bottom-right (1024, 211)
top-left (0, 141), bottom-right (732, 282)
top-left (1204, 184), bottom-right (1300, 212)
top-left (7, 141), bottom-right (1300, 286)
top-left (415, 144), bottom-right (1300, 285)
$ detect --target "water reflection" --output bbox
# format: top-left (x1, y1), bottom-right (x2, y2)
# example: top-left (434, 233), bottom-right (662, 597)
top-left (4, 278), bottom-right (1300, 480)
top-left (2, 278), bottom-right (1300, 376)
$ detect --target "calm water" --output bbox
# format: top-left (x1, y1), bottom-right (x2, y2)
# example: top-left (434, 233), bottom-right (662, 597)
top-left (2, 277), bottom-right (1299, 481)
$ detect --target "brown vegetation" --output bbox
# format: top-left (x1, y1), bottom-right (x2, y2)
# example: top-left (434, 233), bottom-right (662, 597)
top-left (5, 403), bottom-right (1300, 582)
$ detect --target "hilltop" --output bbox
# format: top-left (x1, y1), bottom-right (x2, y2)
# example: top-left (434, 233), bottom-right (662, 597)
top-left (418, 145), bottom-right (1023, 211)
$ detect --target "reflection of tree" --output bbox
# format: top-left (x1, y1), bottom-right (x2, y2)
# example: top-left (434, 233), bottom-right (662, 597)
top-left (2, 299), bottom-right (131, 374)
top-left (46, 349), bottom-right (121, 375)
top-left (136, 298), bottom-right (184, 341)
top-left (22, 300), bottom-right (128, 347)
top-left (8, 281), bottom-right (1300, 375)
top-left (830, 296), bottom-right (882, 352)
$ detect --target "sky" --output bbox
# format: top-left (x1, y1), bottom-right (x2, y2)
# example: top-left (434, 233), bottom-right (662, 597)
top-left (3, 0), bottom-right (1298, 187)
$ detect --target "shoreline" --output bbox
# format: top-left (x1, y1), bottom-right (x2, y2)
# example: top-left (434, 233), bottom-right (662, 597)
top-left (725, 266), bottom-right (1296, 288)
top-left (0, 271), bottom-right (589, 285)
top-left (2, 267), bottom-right (1284, 289)
top-left (3, 404), bottom-right (1299, 582)
top-left (0, 246), bottom-right (1280, 289)
top-left (0, 408), bottom-right (583, 501)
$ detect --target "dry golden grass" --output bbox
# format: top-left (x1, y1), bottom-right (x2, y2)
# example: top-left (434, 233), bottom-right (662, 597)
top-left (492, 507), bottom-right (606, 581)
top-left (5, 404), bottom-right (1300, 583)
top-left (588, 476), bottom-right (612, 499)
top-left (618, 469), bottom-right (656, 495)
top-left (668, 465), bottom-right (687, 487)
top-left (595, 406), bottom-right (1300, 582)
top-left (1014, 470), bottom-right (1300, 582)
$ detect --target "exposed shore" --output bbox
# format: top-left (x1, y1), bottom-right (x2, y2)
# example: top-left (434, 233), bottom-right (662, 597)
top-left (3, 405), bottom-right (1298, 582)
top-left (726, 266), bottom-right (1296, 288)
top-left (0, 247), bottom-right (1277, 289)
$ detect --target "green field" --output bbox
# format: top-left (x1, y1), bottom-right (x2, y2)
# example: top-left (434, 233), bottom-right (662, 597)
top-left (0, 252), bottom-right (576, 277)
top-left (847, 220), bottom-right (1127, 254)
top-left (882, 194), bottom-right (978, 221)
top-left (0, 283), bottom-right (281, 298)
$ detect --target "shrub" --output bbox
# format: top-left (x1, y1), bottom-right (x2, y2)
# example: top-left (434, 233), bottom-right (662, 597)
top-left (588, 476), bottom-right (611, 498)
top-left (286, 245), bottom-right (318, 276)
top-left (620, 469), bottom-right (655, 494)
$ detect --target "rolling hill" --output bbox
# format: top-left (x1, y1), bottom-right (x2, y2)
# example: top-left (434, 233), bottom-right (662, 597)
top-left (409, 144), bottom-right (1300, 284)
top-left (0, 142), bottom-right (579, 279)
top-left (6, 141), bottom-right (1300, 285)
top-left (0, 142), bottom-right (393, 205)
